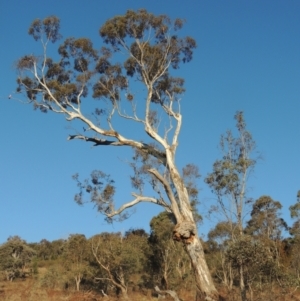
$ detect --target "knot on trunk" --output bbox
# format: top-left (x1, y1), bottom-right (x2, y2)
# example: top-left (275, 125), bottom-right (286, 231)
top-left (173, 221), bottom-right (196, 244)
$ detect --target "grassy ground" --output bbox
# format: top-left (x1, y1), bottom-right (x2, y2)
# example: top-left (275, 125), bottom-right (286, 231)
top-left (0, 278), bottom-right (188, 301)
top-left (1, 277), bottom-right (300, 301)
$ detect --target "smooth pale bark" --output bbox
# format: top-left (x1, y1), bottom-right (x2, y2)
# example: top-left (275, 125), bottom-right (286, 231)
top-left (239, 265), bottom-right (247, 301)
top-left (75, 275), bottom-right (81, 291)
top-left (169, 158), bottom-right (219, 301)
top-left (174, 221), bottom-right (219, 301)
top-left (187, 239), bottom-right (218, 301)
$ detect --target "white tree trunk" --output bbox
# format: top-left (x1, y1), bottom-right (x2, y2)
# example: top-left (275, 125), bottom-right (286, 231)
top-left (186, 238), bottom-right (219, 301)
top-left (75, 276), bottom-right (81, 291)
top-left (173, 220), bottom-right (218, 301)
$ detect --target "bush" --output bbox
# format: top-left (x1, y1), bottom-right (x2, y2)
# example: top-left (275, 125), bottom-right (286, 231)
top-left (39, 267), bottom-right (66, 289)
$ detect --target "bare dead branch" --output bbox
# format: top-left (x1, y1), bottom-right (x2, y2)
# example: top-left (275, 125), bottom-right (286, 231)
top-left (68, 134), bottom-right (166, 164)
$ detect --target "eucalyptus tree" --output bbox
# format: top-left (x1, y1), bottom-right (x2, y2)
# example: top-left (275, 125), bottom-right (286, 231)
top-left (205, 112), bottom-right (256, 238)
top-left (14, 10), bottom-right (218, 300)
top-left (245, 195), bottom-right (288, 285)
top-left (205, 112), bottom-right (257, 301)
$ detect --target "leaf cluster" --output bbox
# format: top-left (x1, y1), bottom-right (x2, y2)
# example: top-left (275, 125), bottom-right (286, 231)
top-left (73, 171), bottom-right (118, 221)
top-left (0, 236), bottom-right (36, 280)
top-left (289, 191), bottom-right (300, 238)
top-left (245, 195), bottom-right (288, 240)
top-left (205, 113), bottom-right (256, 198)
top-left (28, 16), bottom-right (61, 43)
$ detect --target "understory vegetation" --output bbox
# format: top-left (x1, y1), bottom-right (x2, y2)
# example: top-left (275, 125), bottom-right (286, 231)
top-left (1, 195), bottom-right (300, 301)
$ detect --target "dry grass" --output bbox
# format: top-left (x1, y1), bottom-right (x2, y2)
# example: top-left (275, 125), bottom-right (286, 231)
top-left (0, 279), bottom-right (65, 301)
top-left (1, 277), bottom-right (300, 301)
top-left (0, 279), bottom-right (177, 301)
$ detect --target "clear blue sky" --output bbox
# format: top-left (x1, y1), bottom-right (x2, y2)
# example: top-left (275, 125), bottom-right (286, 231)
top-left (0, 0), bottom-right (299, 244)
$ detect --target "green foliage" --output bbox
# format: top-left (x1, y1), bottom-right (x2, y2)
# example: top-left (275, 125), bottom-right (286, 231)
top-left (39, 266), bottom-right (66, 289)
top-left (28, 16), bottom-right (61, 42)
top-left (182, 164), bottom-right (202, 224)
top-left (205, 112), bottom-right (256, 231)
top-left (36, 239), bottom-right (52, 260)
top-left (246, 195), bottom-right (288, 240)
top-left (207, 221), bottom-right (239, 250)
top-left (62, 234), bottom-right (91, 291)
top-left (205, 112), bottom-right (256, 195)
top-left (90, 231), bottom-right (150, 294)
top-left (1, 223), bottom-right (299, 298)
top-left (148, 212), bottom-right (193, 290)
top-left (124, 229), bottom-right (150, 274)
top-left (73, 171), bottom-right (118, 222)
top-left (226, 236), bottom-right (268, 269)
top-left (34, 238), bottom-right (65, 260)
top-left (289, 190), bottom-right (300, 238)
top-left (100, 9), bottom-right (195, 76)
top-left (225, 236), bottom-right (278, 284)
top-left (0, 236), bottom-right (36, 281)
top-left (31, 257), bottom-right (39, 275)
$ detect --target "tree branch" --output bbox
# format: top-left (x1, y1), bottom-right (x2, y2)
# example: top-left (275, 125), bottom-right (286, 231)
top-left (68, 134), bottom-right (167, 164)
top-left (68, 135), bottom-right (123, 146)
top-left (92, 240), bottom-right (125, 290)
top-left (148, 168), bottom-right (182, 222)
top-left (105, 192), bottom-right (171, 218)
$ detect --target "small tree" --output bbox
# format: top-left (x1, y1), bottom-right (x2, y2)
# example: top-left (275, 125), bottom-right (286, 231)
top-left (225, 235), bottom-right (276, 299)
top-left (245, 195), bottom-right (288, 291)
top-left (0, 236), bottom-right (36, 281)
top-left (63, 234), bottom-right (90, 291)
top-left (14, 10), bottom-right (218, 300)
top-left (91, 232), bottom-right (148, 299)
top-left (207, 221), bottom-right (239, 290)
